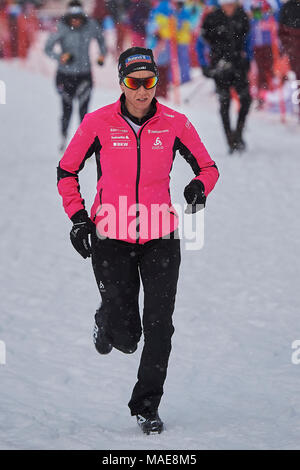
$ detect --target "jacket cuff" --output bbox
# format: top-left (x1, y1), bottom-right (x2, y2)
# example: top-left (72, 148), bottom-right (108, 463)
top-left (70, 209), bottom-right (90, 224)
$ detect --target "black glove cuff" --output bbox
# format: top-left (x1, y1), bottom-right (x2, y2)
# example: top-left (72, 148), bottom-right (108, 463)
top-left (71, 209), bottom-right (90, 224)
top-left (184, 179), bottom-right (206, 210)
top-left (186, 179), bottom-right (205, 194)
top-left (194, 179), bottom-right (205, 191)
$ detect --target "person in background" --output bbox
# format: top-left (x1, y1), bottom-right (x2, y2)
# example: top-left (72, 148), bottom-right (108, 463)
top-left (106, 0), bottom-right (130, 57)
top-left (278, 0), bottom-right (300, 121)
top-left (186, 0), bottom-right (205, 68)
top-left (56, 46), bottom-right (219, 435)
top-left (248, 0), bottom-right (278, 109)
top-left (201, 0), bottom-right (252, 153)
top-left (174, 0), bottom-right (192, 83)
top-left (147, 0), bottom-right (173, 98)
top-left (195, 0), bottom-right (215, 75)
top-left (92, 0), bottom-right (109, 28)
top-left (44, 0), bottom-right (107, 151)
top-left (5, 1), bottom-right (22, 58)
top-left (128, 0), bottom-right (151, 47)
top-left (0, 1), bottom-right (9, 58)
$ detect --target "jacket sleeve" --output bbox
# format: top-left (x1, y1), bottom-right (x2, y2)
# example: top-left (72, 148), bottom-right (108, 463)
top-left (201, 13), bottom-right (215, 45)
top-left (44, 29), bottom-right (62, 62)
top-left (57, 114), bottom-right (100, 219)
top-left (91, 18), bottom-right (107, 56)
top-left (242, 9), bottom-right (250, 39)
top-left (175, 115), bottom-right (219, 196)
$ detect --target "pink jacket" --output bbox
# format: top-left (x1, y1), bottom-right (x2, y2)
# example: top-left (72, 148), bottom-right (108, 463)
top-left (57, 96), bottom-right (219, 244)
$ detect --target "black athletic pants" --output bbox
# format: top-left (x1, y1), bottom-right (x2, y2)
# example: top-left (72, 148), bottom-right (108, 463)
top-left (56, 71), bottom-right (92, 137)
top-left (91, 232), bottom-right (181, 416)
top-left (215, 69), bottom-right (252, 143)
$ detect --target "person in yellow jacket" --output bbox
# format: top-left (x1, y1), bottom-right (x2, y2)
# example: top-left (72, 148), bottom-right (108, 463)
top-left (174, 0), bottom-right (192, 83)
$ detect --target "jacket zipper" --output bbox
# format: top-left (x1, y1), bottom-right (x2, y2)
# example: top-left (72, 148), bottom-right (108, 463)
top-left (118, 114), bottom-right (156, 243)
top-left (136, 137), bottom-right (141, 243)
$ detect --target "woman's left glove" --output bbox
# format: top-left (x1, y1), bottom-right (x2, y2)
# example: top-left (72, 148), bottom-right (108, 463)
top-left (184, 180), bottom-right (206, 214)
top-left (70, 210), bottom-right (95, 259)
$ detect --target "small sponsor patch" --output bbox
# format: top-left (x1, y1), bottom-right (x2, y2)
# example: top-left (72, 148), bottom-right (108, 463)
top-left (148, 129), bottom-right (169, 134)
top-left (131, 66), bottom-right (146, 71)
top-left (164, 112), bottom-right (175, 118)
top-left (111, 135), bottom-right (130, 140)
top-left (113, 142), bottom-right (129, 147)
top-left (125, 54), bottom-right (152, 67)
top-left (110, 128), bottom-right (128, 133)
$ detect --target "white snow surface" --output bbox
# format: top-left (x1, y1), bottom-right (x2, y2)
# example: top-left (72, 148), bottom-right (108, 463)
top-left (0, 60), bottom-right (300, 450)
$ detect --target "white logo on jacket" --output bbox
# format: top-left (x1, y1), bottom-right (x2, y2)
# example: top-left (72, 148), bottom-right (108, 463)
top-left (110, 128), bottom-right (128, 133)
top-left (99, 280), bottom-right (106, 292)
top-left (113, 142), bottom-right (129, 147)
top-left (152, 137), bottom-right (163, 149)
top-left (111, 135), bottom-right (129, 140)
top-left (163, 112), bottom-right (174, 118)
top-left (148, 129), bottom-right (169, 134)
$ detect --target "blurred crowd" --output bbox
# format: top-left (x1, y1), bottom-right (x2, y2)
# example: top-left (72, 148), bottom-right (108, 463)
top-left (92, 0), bottom-right (300, 112)
top-left (0, 0), bottom-right (299, 114)
top-left (0, 1), bottom-right (43, 58)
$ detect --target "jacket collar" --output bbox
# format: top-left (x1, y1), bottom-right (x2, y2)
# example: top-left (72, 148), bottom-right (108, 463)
top-left (115, 94), bottom-right (161, 125)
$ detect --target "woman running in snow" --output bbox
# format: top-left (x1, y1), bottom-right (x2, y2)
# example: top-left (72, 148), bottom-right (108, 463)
top-left (57, 46), bottom-right (219, 434)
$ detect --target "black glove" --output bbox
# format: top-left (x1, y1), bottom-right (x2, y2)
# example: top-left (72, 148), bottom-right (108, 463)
top-left (202, 66), bottom-right (213, 78)
top-left (184, 180), bottom-right (206, 214)
top-left (70, 210), bottom-right (95, 259)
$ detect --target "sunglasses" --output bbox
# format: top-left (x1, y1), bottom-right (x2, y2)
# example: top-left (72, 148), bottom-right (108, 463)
top-left (123, 76), bottom-right (158, 90)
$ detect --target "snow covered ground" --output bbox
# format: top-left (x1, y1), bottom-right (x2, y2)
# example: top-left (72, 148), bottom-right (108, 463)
top-left (0, 59), bottom-right (300, 450)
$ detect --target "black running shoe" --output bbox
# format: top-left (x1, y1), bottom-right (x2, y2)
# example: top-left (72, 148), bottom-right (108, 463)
top-left (93, 322), bottom-right (113, 355)
top-left (136, 412), bottom-right (164, 435)
top-left (233, 131), bottom-right (246, 153)
top-left (115, 343), bottom-right (138, 354)
top-left (235, 138), bottom-right (246, 152)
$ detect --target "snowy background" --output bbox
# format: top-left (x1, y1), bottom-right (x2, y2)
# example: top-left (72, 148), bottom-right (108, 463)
top-left (0, 55), bottom-right (300, 450)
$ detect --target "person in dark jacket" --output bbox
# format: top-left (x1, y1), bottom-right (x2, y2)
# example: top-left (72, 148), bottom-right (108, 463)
top-left (279, 0), bottom-right (300, 120)
top-left (45, 0), bottom-right (107, 151)
top-left (201, 0), bottom-right (252, 153)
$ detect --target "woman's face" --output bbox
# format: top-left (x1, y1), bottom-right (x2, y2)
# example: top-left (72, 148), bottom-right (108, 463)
top-left (70, 17), bottom-right (83, 28)
top-left (120, 70), bottom-right (157, 117)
